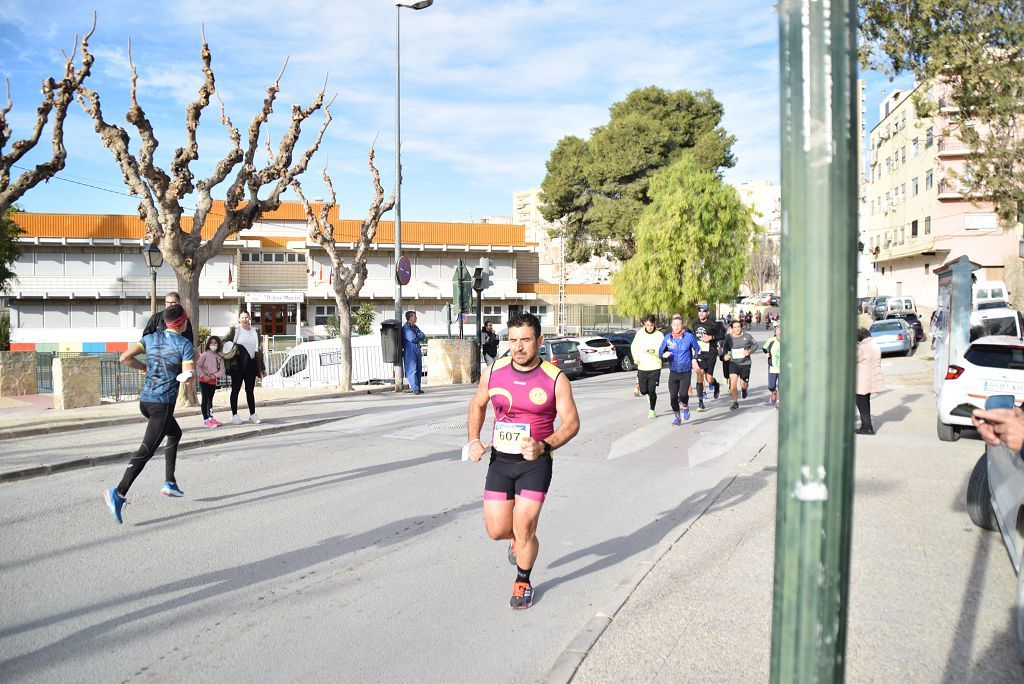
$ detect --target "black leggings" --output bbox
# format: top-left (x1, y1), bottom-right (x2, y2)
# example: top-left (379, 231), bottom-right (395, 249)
top-left (668, 370), bottom-right (692, 412)
top-left (117, 401), bottom-right (181, 495)
top-left (856, 393), bottom-right (872, 428)
top-left (637, 369), bottom-right (660, 410)
top-left (199, 382), bottom-right (217, 420)
top-left (230, 367), bottom-right (257, 416)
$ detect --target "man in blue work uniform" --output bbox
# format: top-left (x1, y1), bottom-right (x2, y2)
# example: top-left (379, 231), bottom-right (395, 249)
top-left (402, 310), bottom-right (426, 394)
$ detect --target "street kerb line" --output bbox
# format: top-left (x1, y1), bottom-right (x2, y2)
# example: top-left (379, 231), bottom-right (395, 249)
top-left (0, 415), bottom-right (345, 483)
top-left (545, 438), bottom-right (771, 684)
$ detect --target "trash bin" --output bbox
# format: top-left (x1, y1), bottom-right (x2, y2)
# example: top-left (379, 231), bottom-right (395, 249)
top-left (380, 319), bottom-right (402, 365)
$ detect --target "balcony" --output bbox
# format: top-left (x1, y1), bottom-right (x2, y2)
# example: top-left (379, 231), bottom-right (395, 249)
top-left (937, 179), bottom-right (966, 200)
top-left (871, 234), bottom-right (938, 262)
top-left (936, 137), bottom-right (970, 158)
top-left (938, 97), bottom-right (959, 113)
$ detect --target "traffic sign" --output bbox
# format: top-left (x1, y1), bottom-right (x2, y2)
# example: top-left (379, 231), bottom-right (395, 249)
top-left (396, 256), bottom-right (412, 285)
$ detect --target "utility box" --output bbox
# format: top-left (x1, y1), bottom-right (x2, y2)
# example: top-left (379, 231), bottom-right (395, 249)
top-left (380, 319), bottom-right (402, 365)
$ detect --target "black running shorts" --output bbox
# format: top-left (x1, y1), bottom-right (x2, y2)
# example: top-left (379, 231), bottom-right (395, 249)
top-left (697, 352), bottom-right (717, 375)
top-left (730, 363), bottom-right (751, 382)
top-left (484, 452), bottom-right (553, 503)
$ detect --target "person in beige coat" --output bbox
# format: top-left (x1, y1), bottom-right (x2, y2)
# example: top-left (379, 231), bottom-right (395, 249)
top-left (856, 328), bottom-right (885, 435)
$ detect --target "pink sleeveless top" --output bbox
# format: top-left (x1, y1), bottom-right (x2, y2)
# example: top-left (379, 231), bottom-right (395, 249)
top-left (487, 357), bottom-right (561, 449)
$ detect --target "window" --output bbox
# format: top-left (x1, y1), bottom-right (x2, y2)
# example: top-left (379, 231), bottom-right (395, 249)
top-left (900, 111), bottom-right (906, 130)
top-left (36, 253), bottom-right (64, 276)
top-left (900, 184), bottom-right (906, 202)
top-left (899, 227), bottom-right (905, 244)
top-left (274, 253), bottom-right (285, 262)
top-left (281, 354), bottom-right (307, 378)
top-left (924, 216), bottom-right (931, 235)
top-left (964, 213), bottom-right (997, 231)
top-left (482, 305), bottom-right (502, 325)
top-left (912, 138), bottom-right (919, 156)
top-left (286, 253), bottom-right (306, 262)
top-left (925, 127), bottom-right (934, 147)
top-left (924, 263), bottom-right (930, 275)
top-left (925, 169), bottom-right (934, 189)
top-left (528, 305), bottom-right (548, 317)
top-left (900, 146), bottom-right (906, 164)
top-left (71, 304), bottom-right (93, 328)
top-left (911, 178), bottom-right (919, 196)
top-left (885, 158), bottom-right (891, 175)
top-left (314, 304), bottom-right (336, 326)
top-left (241, 253), bottom-right (252, 262)
top-left (96, 303), bottom-right (121, 327)
top-left (911, 219), bottom-right (918, 238)
top-left (65, 254), bottom-right (92, 276)
top-left (44, 303), bottom-right (70, 328)
top-left (16, 303), bottom-right (44, 327)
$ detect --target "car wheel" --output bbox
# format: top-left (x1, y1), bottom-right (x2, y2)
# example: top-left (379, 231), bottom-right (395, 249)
top-left (619, 355), bottom-right (636, 372)
top-left (936, 418), bottom-right (961, 442)
top-left (966, 453), bottom-right (997, 531)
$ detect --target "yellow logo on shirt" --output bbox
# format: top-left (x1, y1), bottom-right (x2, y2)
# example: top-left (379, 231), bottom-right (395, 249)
top-left (529, 387), bottom-right (548, 405)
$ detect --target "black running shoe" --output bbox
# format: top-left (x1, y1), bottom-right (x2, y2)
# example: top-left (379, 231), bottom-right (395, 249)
top-left (713, 381), bottom-right (721, 399)
top-left (510, 581), bottom-right (534, 609)
top-left (730, 402), bottom-right (739, 411)
top-left (741, 387), bottom-right (748, 399)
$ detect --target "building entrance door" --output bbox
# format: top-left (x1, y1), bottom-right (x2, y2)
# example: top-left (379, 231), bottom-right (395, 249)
top-left (252, 303), bottom-right (294, 336)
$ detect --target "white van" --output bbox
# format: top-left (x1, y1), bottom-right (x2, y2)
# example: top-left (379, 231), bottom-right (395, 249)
top-left (970, 306), bottom-right (1024, 342)
top-left (262, 336), bottom-right (397, 388)
top-left (973, 280), bottom-right (1010, 310)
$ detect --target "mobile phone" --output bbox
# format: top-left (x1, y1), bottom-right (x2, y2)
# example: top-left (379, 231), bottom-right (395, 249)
top-left (951, 402), bottom-right (982, 418)
top-left (985, 394), bottom-right (1016, 410)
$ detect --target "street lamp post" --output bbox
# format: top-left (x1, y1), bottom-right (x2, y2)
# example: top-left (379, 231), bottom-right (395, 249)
top-left (394, 0), bottom-right (433, 390)
top-left (142, 242), bottom-right (163, 316)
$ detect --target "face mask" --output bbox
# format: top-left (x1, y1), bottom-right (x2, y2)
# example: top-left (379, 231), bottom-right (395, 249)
top-left (210, 345), bottom-right (219, 351)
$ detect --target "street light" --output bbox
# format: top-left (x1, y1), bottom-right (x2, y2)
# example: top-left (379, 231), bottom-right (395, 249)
top-left (142, 242), bottom-right (163, 316)
top-left (394, 0), bottom-right (433, 389)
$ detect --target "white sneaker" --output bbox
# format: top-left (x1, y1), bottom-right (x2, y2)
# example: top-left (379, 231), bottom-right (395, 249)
top-left (231, 414), bottom-right (242, 425)
top-left (249, 413), bottom-right (261, 424)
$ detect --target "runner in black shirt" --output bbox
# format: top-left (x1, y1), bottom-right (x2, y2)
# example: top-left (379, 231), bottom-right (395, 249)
top-left (693, 304), bottom-right (726, 411)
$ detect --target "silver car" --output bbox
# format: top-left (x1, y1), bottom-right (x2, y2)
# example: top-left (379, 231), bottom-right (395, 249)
top-left (869, 319), bottom-right (915, 356)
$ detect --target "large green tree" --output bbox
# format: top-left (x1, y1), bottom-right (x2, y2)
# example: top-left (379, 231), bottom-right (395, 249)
top-left (1, 205), bottom-right (25, 295)
top-left (540, 86), bottom-right (736, 263)
top-left (859, 0), bottom-right (1024, 225)
top-left (612, 157), bottom-right (756, 318)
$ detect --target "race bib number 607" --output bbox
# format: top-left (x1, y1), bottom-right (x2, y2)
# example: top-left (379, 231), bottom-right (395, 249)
top-left (494, 421), bottom-right (531, 454)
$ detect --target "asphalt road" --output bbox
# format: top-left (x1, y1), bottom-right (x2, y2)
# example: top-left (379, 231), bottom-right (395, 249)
top-left (0, 352), bottom-right (777, 682)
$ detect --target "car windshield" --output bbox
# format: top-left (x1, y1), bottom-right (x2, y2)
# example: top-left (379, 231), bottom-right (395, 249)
top-left (551, 341), bottom-right (576, 355)
top-left (586, 338), bottom-right (612, 347)
top-left (871, 322), bottom-right (903, 333)
top-left (970, 316), bottom-right (1018, 341)
top-left (965, 343), bottom-right (1024, 370)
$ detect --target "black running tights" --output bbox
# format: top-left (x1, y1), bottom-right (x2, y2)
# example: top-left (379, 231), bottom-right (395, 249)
top-left (117, 401), bottom-right (181, 495)
top-left (668, 370), bottom-right (692, 413)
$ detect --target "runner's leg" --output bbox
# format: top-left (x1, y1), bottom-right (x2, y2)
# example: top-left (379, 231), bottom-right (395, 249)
top-left (117, 402), bottom-right (171, 496)
top-left (163, 413), bottom-right (182, 484)
top-left (668, 372), bottom-right (682, 414)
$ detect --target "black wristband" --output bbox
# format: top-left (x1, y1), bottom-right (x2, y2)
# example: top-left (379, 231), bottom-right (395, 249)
top-left (542, 440), bottom-right (552, 456)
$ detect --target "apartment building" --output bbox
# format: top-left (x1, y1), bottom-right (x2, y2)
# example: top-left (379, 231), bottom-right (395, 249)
top-left (863, 84), bottom-right (1018, 306)
top-left (4, 204), bottom-right (568, 352)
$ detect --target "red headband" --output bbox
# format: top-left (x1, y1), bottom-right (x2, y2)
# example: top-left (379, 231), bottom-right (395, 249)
top-left (166, 310), bottom-right (189, 331)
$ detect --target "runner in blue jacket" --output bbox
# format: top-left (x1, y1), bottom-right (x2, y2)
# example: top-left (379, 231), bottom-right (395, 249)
top-left (657, 314), bottom-right (701, 425)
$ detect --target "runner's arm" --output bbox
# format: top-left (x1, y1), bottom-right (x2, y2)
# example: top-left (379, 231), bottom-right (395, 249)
top-left (119, 343), bottom-right (146, 372)
top-left (547, 372), bottom-right (580, 450)
top-left (466, 365), bottom-right (492, 460)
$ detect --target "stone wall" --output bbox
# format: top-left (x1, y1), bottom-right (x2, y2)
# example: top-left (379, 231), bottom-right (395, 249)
top-left (426, 339), bottom-right (477, 386)
top-left (53, 356), bottom-right (101, 410)
top-left (0, 351), bottom-right (37, 397)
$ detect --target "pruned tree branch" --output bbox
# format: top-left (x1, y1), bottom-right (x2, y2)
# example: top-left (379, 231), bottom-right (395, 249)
top-left (0, 13), bottom-right (97, 213)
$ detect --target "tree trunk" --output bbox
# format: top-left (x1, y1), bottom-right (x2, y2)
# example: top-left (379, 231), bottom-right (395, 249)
top-left (175, 270), bottom-right (201, 408)
top-left (333, 294), bottom-right (353, 392)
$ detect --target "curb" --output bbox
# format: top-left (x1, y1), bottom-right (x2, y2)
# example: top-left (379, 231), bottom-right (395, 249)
top-left (544, 440), bottom-right (769, 684)
top-left (0, 415), bottom-right (342, 484)
top-left (0, 385), bottom-right (395, 442)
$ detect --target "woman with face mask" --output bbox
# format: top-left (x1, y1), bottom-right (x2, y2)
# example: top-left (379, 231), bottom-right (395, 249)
top-left (222, 310), bottom-right (267, 424)
top-left (197, 335), bottom-right (226, 427)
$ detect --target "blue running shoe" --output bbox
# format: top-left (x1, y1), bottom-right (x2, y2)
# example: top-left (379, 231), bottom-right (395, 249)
top-left (683, 407), bottom-right (691, 421)
top-left (671, 414), bottom-right (682, 426)
top-left (510, 581), bottom-right (534, 609)
top-left (713, 381), bottom-right (721, 399)
top-left (104, 487), bottom-right (126, 524)
top-left (161, 482), bottom-right (184, 497)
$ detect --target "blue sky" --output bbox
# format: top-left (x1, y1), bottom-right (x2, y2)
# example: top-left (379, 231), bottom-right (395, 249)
top-left (1, 1), bottom-right (909, 223)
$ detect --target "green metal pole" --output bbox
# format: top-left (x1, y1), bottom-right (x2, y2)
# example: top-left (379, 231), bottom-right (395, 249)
top-left (770, 1), bottom-right (858, 682)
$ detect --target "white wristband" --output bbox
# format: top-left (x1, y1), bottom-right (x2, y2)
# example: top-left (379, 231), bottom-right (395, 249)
top-left (461, 439), bottom-right (482, 461)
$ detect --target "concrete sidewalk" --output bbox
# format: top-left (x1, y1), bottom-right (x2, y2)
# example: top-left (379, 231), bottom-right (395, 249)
top-left (566, 355), bottom-right (1024, 682)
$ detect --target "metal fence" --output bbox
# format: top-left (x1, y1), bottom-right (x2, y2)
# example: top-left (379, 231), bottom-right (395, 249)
top-left (35, 352), bottom-right (148, 401)
top-left (262, 344), bottom-right (400, 388)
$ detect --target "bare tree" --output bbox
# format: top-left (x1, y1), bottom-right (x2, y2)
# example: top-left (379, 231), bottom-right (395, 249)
top-left (76, 30), bottom-right (330, 404)
top-left (0, 17), bottom-right (96, 213)
top-left (745, 237), bottom-right (780, 295)
top-left (293, 145), bottom-right (395, 391)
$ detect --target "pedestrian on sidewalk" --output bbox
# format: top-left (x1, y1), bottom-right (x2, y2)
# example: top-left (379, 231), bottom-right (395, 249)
top-left (465, 311), bottom-right (581, 610)
top-left (856, 328), bottom-right (885, 435)
top-left (142, 291), bottom-right (195, 342)
top-left (722, 320), bottom-right (756, 410)
top-left (630, 314), bottom-right (665, 418)
top-left (197, 335), bottom-right (226, 427)
top-left (223, 310), bottom-right (266, 425)
top-left (482, 321), bottom-right (499, 367)
top-left (658, 314), bottom-right (701, 425)
top-left (403, 310), bottom-right (426, 394)
top-left (763, 323), bottom-right (781, 408)
top-left (104, 304), bottom-right (195, 524)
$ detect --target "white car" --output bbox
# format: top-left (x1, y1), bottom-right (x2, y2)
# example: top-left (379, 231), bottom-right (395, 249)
top-left (566, 336), bottom-right (618, 373)
top-left (936, 335), bottom-right (1024, 441)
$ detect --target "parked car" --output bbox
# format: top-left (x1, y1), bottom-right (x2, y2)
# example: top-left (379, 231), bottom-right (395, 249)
top-left (566, 335), bottom-right (618, 373)
top-left (964, 394), bottom-right (1024, 659)
top-left (871, 295), bottom-right (918, 321)
top-left (857, 297), bottom-right (872, 314)
top-left (601, 330), bottom-right (638, 372)
top-left (869, 319), bottom-right (915, 356)
top-left (970, 307), bottom-right (1024, 342)
top-left (538, 338), bottom-right (584, 379)
top-left (936, 335), bottom-right (1024, 441)
top-left (885, 312), bottom-right (924, 343)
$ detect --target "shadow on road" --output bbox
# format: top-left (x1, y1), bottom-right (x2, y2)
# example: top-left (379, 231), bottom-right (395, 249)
top-left (538, 467), bottom-right (773, 594)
